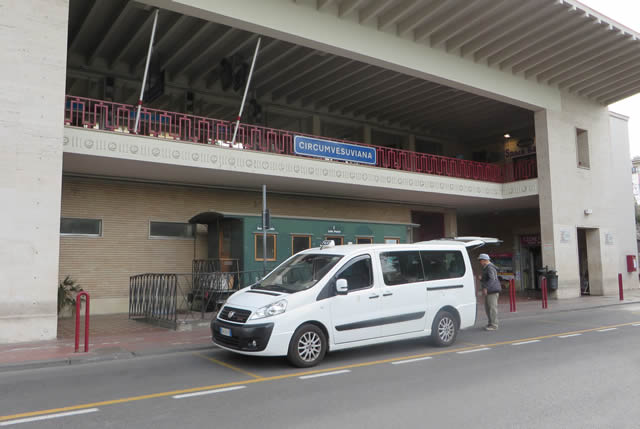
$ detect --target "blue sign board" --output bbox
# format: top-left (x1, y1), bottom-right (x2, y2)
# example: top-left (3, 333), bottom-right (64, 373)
top-left (294, 135), bottom-right (377, 165)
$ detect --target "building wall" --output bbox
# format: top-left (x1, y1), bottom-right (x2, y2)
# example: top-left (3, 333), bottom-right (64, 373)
top-left (241, 215), bottom-right (411, 275)
top-left (632, 158), bottom-right (640, 205)
top-left (535, 95), bottom-right (639, 298)
top-left (60, 177), bottom-right (454, 314)
top-left (0, 1), bottom-right (68, 343)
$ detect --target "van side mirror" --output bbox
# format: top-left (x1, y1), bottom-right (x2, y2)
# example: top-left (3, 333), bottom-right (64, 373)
top-left (336, 279), bottom-right (348, 295)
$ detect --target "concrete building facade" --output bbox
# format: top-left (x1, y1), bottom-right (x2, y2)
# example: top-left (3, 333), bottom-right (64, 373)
top-left (2, 0), bottom-right (640, 343)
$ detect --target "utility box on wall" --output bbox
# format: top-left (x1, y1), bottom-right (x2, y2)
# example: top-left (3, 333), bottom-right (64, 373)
top-left (627, 255), bottom-right (637, 272)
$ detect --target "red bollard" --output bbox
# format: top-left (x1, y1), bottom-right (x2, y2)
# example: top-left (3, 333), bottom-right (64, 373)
top-left (618, 273), bottom-right (624, 301)
top-left (541, 277), bottom-right (548, 309)
top-left (509, 279), bottom-right (516, 312)
top-left (75, 292), bottom-right (90, 353)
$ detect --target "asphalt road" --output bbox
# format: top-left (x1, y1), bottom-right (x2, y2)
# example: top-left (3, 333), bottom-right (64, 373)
top-left (1, 304), bottom-right (640, 428)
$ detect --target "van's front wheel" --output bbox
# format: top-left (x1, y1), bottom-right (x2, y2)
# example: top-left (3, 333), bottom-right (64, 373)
top-left (431, 310), bottom-right (458, 347)
top-left (287, 324), bottom-right (327, 368)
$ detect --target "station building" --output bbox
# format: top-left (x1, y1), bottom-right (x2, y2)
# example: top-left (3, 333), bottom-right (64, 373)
top-left (2, 0), bottom-right (640, 342)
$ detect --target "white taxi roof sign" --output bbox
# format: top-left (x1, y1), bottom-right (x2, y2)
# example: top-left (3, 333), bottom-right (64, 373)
top-left (320, 240), bottom-right (336, 249)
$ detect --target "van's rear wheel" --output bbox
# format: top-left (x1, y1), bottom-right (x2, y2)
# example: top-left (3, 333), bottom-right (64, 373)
top-left (431, 310), bottom-right (458, 347)
top-left (287, 324), bottom-right (327, 368)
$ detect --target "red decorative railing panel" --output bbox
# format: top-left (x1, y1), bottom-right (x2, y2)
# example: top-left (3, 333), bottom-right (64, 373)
top-left (64, 95), bottom-right (535, 183)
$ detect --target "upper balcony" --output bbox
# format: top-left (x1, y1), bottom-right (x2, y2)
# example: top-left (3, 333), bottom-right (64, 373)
top-left (64, 95), bottom-right (536, 179)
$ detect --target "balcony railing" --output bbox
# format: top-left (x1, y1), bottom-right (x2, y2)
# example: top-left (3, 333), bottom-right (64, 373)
top-left (64, 95), bottom-right (537, 183)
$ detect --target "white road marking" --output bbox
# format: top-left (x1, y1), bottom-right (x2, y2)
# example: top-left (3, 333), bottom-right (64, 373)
top-left (299, 370), bottom-right (351, 380)
top-left (0, 408), bottom-right (99, 426)
top-left (632, 323), bottom-right (640, 327)
top-left (457, 347), bottom-right (491, 354)
top-left (512, 340), bottom-right (541, 346)
top-left (596, 328), bottom-right (617, 332)
top-left (172, 386), bottom-right (246, 399)
top-left (391, 356), bottom-right (433, 365)
top-left (558, 333), bottom-right (582, 338)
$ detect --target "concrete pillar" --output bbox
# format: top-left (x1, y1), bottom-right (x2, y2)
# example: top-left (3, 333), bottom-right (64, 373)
top-left (408, 134), bottom-right (416, 152)
top-left (535, 109), bottom-right (580, 298)
top-left (312, 114), bottom-right (321, 136)
top-left (534, 94), bottom-right (639, 299)
top-left (363, 125), bottom-right (372, 145)
top-left (443, 209), bottom-right (457, 237)
top-left (0, 0), bottom-right (68, 343)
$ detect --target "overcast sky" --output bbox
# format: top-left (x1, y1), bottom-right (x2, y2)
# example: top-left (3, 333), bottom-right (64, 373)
top-left (577, 0), bottom-right (640, 158)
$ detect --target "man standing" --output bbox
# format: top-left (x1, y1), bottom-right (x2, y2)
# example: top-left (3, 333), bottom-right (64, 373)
top-left (478, 253), bottom-right (501, 331)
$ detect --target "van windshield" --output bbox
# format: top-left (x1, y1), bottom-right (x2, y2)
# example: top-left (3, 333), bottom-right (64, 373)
top-left (253, 253), bottom-right (343, 293)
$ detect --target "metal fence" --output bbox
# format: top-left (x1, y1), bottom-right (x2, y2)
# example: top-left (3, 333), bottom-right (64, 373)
top-left (129, 270), bottom-right (267, 329)
top-left (503, 158), bottom-right (538, 182)
top-left (64, 95), bottom-right (530, 183)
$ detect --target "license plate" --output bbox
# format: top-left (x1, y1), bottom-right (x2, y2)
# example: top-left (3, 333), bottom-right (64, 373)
top-left (219, 327), bottom-right (232, 337)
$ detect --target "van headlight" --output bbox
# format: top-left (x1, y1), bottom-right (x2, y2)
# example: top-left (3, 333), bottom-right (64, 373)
top-left (249, 299), bottom-right (288, 320)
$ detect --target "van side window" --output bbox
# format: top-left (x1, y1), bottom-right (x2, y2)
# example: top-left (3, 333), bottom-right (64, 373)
top-left (380, 251), bottom-right (424, 286)
top-left (337, 256), bottom-right (373, 291)
top-left (420, 250), bottom-right (466, 280)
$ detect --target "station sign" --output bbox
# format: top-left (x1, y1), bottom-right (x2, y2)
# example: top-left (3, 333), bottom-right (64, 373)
top-left (520, 234), bottom-right (541, 246)
top-left (294, 135), bottom-right (376, 165)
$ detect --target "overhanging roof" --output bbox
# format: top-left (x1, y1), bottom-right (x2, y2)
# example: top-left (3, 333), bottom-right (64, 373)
top-left (301, 0), bottom-right (640, 105)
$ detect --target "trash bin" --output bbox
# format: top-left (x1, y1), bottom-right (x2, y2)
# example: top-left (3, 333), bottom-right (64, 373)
top-left (546, 270), bottom-right (558, 290)
top-left (537, 267), bottom-right (559, 290)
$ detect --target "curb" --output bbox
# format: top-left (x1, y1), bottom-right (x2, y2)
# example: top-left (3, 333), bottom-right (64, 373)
top-left (0, 343), bottom-right (215, 374)
top-left (479, 298), bottom-right (640, 320)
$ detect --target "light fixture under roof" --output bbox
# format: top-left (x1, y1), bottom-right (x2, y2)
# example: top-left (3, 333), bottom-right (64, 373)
top-left (504, 133), bottom-right (510, 138)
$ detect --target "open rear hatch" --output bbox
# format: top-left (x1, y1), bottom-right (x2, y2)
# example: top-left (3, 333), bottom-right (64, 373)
top-left (448, 236), bottom-right (502, 249)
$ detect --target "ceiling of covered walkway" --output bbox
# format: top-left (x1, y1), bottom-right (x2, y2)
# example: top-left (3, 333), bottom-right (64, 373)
top-left (66, 0), bottom-right (537, 142)
top-left (67, 0), bottom-right (640, 143)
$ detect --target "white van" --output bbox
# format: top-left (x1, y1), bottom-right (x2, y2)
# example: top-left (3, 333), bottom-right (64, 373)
top-left (211, 238), bottom-right (498, 367)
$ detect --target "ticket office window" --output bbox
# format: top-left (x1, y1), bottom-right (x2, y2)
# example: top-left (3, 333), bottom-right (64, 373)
top-left (255, 234), bottom-right (277, 261)
top-left (325, 236), bottom-right (343, 245)
top-left (292, 235), bottom-right (312, 254)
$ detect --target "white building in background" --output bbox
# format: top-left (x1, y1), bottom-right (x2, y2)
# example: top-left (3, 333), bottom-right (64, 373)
top-left (632, 157), bottom-right (640, 205)
top-left (2, 0), bottom-right (640, 344)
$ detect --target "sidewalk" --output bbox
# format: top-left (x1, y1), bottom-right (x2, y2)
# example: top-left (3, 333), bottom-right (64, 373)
top-left (0, 315), bottom-right (214, 373)
top-left (476, 288), bottom-right (640, 322)
top-left (1, 288), bottom-right (639, 373)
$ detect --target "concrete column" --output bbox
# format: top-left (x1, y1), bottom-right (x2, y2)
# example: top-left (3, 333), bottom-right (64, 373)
top-left (535, 109), bottom-right (580, 298)
top-left (312, 114), bottom-right (321, 136)
top-left (534, 94), bottom-right (639, 299)
top-left (0, 0), bottom-right (68, 343)
top-left (408, 134), bottom-right (416, 152)
top-left (363, 125), bottom-right (372, 145)
top-left (443, 209), bottom-right (457, 237)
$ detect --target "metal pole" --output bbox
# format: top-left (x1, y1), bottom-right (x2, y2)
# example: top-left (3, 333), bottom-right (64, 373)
top-left (618, 273), bottom-right (624, 301)
top-left (262, 184), bottom-right (267, 277)
top-left (231, 37), bottom-right (261, 146)
top-left (134, 9), bottom-right (160, 134)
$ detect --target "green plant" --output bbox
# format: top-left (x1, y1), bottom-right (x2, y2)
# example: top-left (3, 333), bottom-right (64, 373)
top-left (58, 276), bottom-right (83, 314)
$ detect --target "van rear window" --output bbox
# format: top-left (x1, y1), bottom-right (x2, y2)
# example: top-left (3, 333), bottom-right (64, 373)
top-left (420, 251), bottom-right (466, 280)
